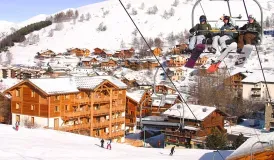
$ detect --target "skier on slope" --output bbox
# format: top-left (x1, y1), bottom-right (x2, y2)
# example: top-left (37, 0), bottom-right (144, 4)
top-left (169, 146), bottom-right (175, 156)
top-left (15, 120), bottom-right (20, 131)
top-left (209, 15), bottom-right (237, 54)
top-left (100, 139), bottom-right (105, 148)
top-left (236, 14), bottom-right (261, 53)
top-left (107, 139), bottom-right (112, 150)
top-left (188, 15), bottom-right (212, 51)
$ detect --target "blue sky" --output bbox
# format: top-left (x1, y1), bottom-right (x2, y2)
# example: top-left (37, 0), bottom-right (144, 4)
top-left (0, 0), bottom-right (105, 23)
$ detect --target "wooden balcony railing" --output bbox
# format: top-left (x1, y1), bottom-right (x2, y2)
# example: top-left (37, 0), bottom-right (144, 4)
top-left (94, 96), bottom-right (110, 103)
top-left (112, 117), bottom-right (125, 124)
top-left (93, 121), bottom-right (110, 128)
top-left (112, 106), bottom-right (124, 112)
top-left (73, 98), bottom-right (90, 104)
top-left (111, 130), bottom-right (125, 138)
top-left (59, 123), bottom-right (90, 131)
top-left (61, 110), bottom-right (91, 119)
top-left (93, 108), bottom-right (110, 116)
top-left (113, 94), bottom-right (119, 99)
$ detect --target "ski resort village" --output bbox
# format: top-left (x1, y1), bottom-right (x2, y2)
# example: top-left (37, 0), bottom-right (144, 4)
top-left (1, 0), bottom-right (274, 159)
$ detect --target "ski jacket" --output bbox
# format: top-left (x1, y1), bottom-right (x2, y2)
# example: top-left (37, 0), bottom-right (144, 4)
top-left (220, 23), bottom-right (236, 37)
top-left (240, 20), bottom-right (261, 36)
top-left (189, 23), bottom-right (212, 36)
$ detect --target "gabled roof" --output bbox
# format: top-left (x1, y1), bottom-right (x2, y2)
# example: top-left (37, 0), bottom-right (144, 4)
top-left (242, 71), bottom-right (274, 83)
top-left (4, 76), bottom-right (127, 96)
top-left (162, 103), bottom-right (217, 121)
top-left (126, 90), bottom-right (147, 103)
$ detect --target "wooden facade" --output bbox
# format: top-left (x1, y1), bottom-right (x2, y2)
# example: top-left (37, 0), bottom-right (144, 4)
top-left (4, 78), bottom-right (126, 142)
top-left (38, 50), bottom-right (55, 58)
top-left (126, 91), bottom-right (151, 133)
top-left (224, 72), bottom-right (247, 91)
top-left (171, 44), bottom-right (188, 54)
top-left (93, 48), bottom-right (104, 55)
top-left (0, 93), bottom-right (11, 124)
top-left (1, 67), bottom-right (43, 79)
top-left (100, 59), bottom-right (117, 68)
top-left (155, 84), bottom-right (176, 94)
top-left (167, 55), bottom-right (187, 67)
top-left (113, 48), bottom-right (135, 59)
top-left (68, 48), bottom-right (90, 57)
top-left (195, 56), bottom-right (208, 66)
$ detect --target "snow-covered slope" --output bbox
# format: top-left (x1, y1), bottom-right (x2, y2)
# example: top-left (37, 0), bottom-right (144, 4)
top-left (2, 0), bottom-right (273, 65)
top-left (18, 14), bottom-right (48, 28)
top-left (0, 124), bottom-right (232, 160)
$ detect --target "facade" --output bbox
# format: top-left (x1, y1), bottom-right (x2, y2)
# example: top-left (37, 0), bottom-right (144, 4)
top-left (126, 90), bottom-right (151, 133)
top-left (0, 93), bottom-right (11, 124)
top-left (264, 102), bottom-right (274, 132)
top-left (4, 76), bottom-right (127, 142)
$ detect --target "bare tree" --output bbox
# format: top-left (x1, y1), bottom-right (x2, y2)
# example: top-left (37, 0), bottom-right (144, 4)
top-left (79, 14), bottom-right (85, 22)
top-left (162, 10), bottom-right (169, 19)
top-left (103, 10), bottom-right (110, 18)
top-left (66, 9), bottom-right (74, 20)
top-left (74, 10), bottom-right (79, 19)
top-left (55, 23), bottom-right (64, 31)
top-left (171, 0), bottom-right (179, 7)
top-left (166, 32), bottom-right (177, 46)
top-left (169, 8), bottom-right (175, 17)
top-left (139, 3), bottom-right (145, 10)
top-left (85, 13), bottom-right (91, 21)
top-left (154, 37), bottom-right (164, 48)
top-left (132, 29), bottom-right (138, 36)
top-left (6, 51), bottom-right (13, 65)
top-left (147, 38), bottom-right (154, 47)
top-left (120, 40), bottom-right (126, 48)
top-left (131, 8), bottom-right (138, 15)
top-left (0, 53), bottom-right (2, 64)
top-left (132, 37), bottom-right (140, 49)
top-left (176, 32), bottom-right (185, 44)
top-left (48, 29), bottom-right (54, 37)
top-left (126, 3), bottom-right (131, 9)
top-left (96, 22), bottom-right (107, 32)
top-left (146, 5), bottom-right (158, 15)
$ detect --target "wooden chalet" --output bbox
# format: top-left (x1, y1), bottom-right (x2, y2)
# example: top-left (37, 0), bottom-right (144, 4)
top-left (166, 68), bottom-right (184, 81)
top-left (166, 55), bottom-right (187, 67)
top-left (161, 104), bottom-right (227, 148)
top-left (1, 67), bottom-right (44, 79)
top-left (151, 94), bottom-right (181, 116)
top-left (0, 92), bottom-right (11, 124)
top-left (148, 60), bottom-right (159, 69)
top-left (100, 59), bottom-right (117, 69)
top-left (37, 50), bottom-right (55, 58)
top-left (93, 48), bottom-right (104, 55)
top-left (81, 57), bottom-right (100, 67)
top-left (171, 43), bottom-right (188, 54)
top-left (155, 84), bottom-right (176, 94)
top-left (224, 71), bottom-right (249, 91)
top-left (121, 77), bottom-right (138, 88)
top-left (68, 48), bottom-right (90, 57)
top-left (126, 90), bottom-right (151, 133)
top-left (113, 48), bottom-right (135, 59)
top-left (195, 56), bottom-right (208, 66)
top-left (4, 76), bottom-right (127, 142)
top-left (226, 132), bottom-right (274, 160)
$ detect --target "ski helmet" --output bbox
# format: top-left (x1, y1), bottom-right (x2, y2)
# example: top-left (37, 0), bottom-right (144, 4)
top-left (248, 15), bottom-right (255, 20)
top-left (199, 15), bottom-right (207, 22)
top-left (223, 16), bottom-right (230, 23)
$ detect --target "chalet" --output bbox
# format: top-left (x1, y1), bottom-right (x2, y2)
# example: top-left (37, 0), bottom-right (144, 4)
top-left (170, 43), bottom-right (188, 54)
top-left (104, 50), bottom-right (115, 58)
top-left (124, 59), bottom-right (149, 71)
top-left (67, 48), bottom-right (90, 57)
top-left (166, 55), bottom-right (187, 67)
top-left (162, 104), bottom-right (227, 148)
top-left (166, 68), bottom-right (184, 81)
top-left (0, 92), bottom-right (11, 124)
top-left (148, 59), bottom-right (159, 69)
top-left (100, 59), bottom-right (118, 69)
top-left (155, 84), bottom-right (176, 94)
top-left (147, 47), bottom-right (162, 57)
top-left (93, 48), bottom-right (104, 55)
top-left (195, 56), bottom-right (208, 66)
top-left (126, 90), bottom-right (151, 133)
top-left (38, 50), bottom-right (55, 58)
top-left (241, 71), bottom-right (274, 101)
top-left (226, 132), bottom-right (274, 160)
top-left (151, 94), bottom-right (181, 116)
top-left (121, 77), bottom-right (138, 88)
top-left (113, 48), bottom-right (135, 59)
top-left (4, 76), bottom-right (127, 142)
top-left (224, 70), bottom-right (251, 91)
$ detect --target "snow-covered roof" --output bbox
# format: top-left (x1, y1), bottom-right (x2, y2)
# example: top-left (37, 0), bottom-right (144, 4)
top-left (96, 76), bottom-right (127, 89)
top-left (242, 71), bottom-right (274, 83)
top-left (126, 90), bottom-right (146, 103)
top-left (0, 78), bottom-right (22, 92)
top-left (29, 78), bottom-right (79, 95)
top-left (74, 77), bottom-right (105, 89)
top-left (226, 132), bottom-right (274, 160)
top-left (162, 103), bottom-right (217, 121)
top-left (151, 94), bottom-right (179, 106)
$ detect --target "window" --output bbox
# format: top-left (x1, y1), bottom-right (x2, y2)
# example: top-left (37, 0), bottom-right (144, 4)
top-left (65, 105), bottom-right (69, 111)
top-left (65, 95), bottom-right (69, 99)
top-left (31, 105), bottom-right (34, 111)
top-left (31, 91), bottom-right (35, 97)
top-left (55, 106), bottom-right (59, 112)
top-left (16, 103), bottom-right (20, 109)
top-left (55, 95), bottom-right (59, 100)
top-left (16, 89), bottom-right (20, 97)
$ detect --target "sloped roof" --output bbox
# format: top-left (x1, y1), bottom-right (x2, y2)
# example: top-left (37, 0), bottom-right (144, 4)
top-left (242, 71), bottom-right (274, 83)
top-left (162, 103), bottom-right (217, 121)
top-left (126, 90), bottom-right (146, 103)
top-left (226, 132), bottom-right (274, 160)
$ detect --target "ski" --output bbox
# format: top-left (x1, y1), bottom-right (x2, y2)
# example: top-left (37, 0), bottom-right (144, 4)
top-left (234, 44), bottom-right (253, 67)
top-left (185, 44), bottom-right (205, 68)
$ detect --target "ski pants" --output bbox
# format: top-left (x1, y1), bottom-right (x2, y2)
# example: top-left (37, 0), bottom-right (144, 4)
top-left (237, 33), bottom-right (257, 49)
top-left (188, 35), bottom-right (205, 50)
top-left (212, 35), bottom-right (231, 50)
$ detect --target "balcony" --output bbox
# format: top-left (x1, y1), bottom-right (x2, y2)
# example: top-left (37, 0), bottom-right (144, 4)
top-left (251, 87), bottom-right (261, 91)
top-left (61, 110), bottom-right (91, 119)
top-left (94, 96), bottom-right (110, 103)
top-left (110, 130), bottom-right (125, 138)
top-left (112, 106), bottom-right (125, 112)
top-left (251, 92), bottom-right (261, 97)
top-left (93, 120), bottom-right (110, 128)
top-left (93, 107), bottom-right (110, 116)
top-left (112, 117), bottom-right (125, 124)
top-left (59, 123), bottom-right (90, 131)
top-left (73, 98), bottom-right (90, 104)
top-left (113, 94), bottom-right (119, 99)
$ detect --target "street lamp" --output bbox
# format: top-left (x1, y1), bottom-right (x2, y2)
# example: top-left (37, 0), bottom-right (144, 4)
top-left (250, 141), bottom-right (269, 160)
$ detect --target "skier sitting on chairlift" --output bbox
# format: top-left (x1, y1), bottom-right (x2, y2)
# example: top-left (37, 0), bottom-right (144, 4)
top-left (208, 15), bottom-right (237, 54)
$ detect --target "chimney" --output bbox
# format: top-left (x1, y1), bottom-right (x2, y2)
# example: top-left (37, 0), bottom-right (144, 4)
top-left (202, 107), bottom-right (207, 112)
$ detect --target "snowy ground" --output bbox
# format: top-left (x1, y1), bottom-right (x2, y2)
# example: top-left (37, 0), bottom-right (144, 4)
top-left (0, 124), bottom-right (233, 160)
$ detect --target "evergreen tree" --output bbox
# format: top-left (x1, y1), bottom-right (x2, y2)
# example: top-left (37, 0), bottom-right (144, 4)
top-left (205, 128), bottom-right (228, 150)
top-left (232, 133), bottom-right (245, 149)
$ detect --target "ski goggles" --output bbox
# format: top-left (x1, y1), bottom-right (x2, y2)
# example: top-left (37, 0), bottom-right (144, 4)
top-left (200, 18), bottom-right (206, 22)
